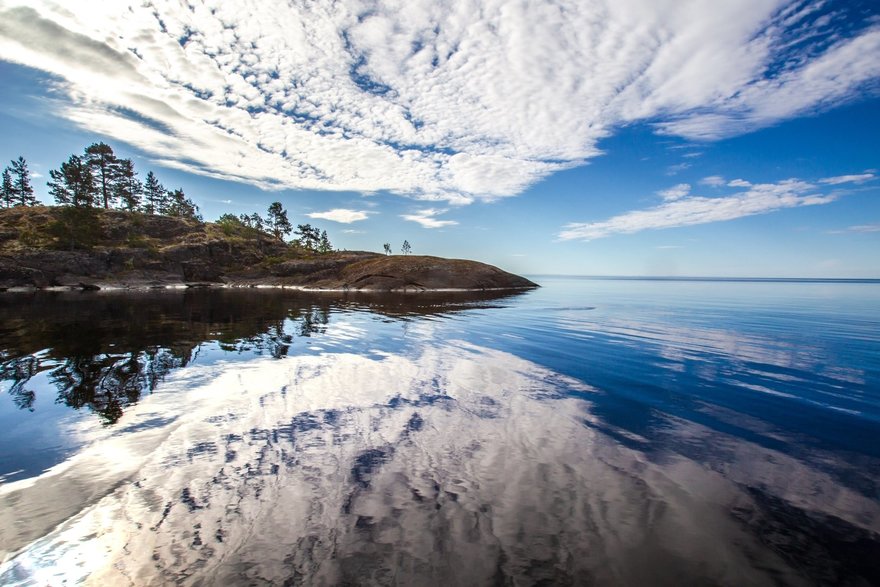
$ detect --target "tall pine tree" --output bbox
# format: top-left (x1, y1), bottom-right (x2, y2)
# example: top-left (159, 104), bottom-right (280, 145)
top-left (142, 171), bottom-right (165, 215)
top-left (9, 157), bottom-right (36, 206)
top-left (84, 143), bottom-right (119, 209)
top-left (318, 230), bottom-right (332, 253)
top-left (1, 168), bottom-right (14, 208)
top-left (114, 158), bottom-right (142, 211)
top-left (267, 202), bottom-right (292, 239)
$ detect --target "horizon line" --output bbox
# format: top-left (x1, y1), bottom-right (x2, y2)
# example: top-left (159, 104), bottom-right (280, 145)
top-left (524, 275), bottom-right (880, 283)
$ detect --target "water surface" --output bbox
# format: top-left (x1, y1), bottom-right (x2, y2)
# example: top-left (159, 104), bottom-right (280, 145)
top-left (1, 279), bottom-right (878, 585)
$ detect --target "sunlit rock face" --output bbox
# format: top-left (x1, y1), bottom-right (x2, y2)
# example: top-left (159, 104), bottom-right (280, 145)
top-left (1, 341), bottom-right (877, 586)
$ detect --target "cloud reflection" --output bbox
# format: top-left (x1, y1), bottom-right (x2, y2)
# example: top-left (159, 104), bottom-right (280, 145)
top-left (2, 340), bottom-right (877, 585)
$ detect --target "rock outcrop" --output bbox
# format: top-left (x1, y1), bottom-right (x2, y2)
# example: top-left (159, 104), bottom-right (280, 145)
top-left (0, 207), bottom-right (536, 292)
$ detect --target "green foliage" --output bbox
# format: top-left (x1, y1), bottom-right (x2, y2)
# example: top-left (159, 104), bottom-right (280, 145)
top-left (216, 213), bottom-right (246, 236)
top-left (142, 171), bottom-right (164, 215)
top-left (162, 188), bottom-right (201, 220)
top-left (48, 155), bottom-right (96, 207)
top-left (114, 158), bottom-right (142, 211)
top-left (2, 157), bottom-right (36, 208)
top-left (295, 223), bottom-right (319, 250)
top-left (383, 243), bottom-right (391, 255)
top-left (216, 213), bottom-right (268, 240)
top-left (267, 201), bottom-right (292, 239)
top-left (1, 169), bottom-right (14, 208)
top-left (9, 157), bottom-right (36, 206)
top-left (47, 206), bottom-right (102, 250)
top-left (240, 212), bottom-right (265, 232)
top-left (84, 142), bottom-right (119, 209)
top-left (318, 230), bottom-right (332, 253)
top-left (402, 240), bottom-right (411, 255)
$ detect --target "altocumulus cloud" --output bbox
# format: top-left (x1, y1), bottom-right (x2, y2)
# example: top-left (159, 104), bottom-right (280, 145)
top-left (0, 1), bottom-right (878, 204)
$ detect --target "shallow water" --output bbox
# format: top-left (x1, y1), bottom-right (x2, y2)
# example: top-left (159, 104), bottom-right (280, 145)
top-left (0, 279), bottom-right (878, 585)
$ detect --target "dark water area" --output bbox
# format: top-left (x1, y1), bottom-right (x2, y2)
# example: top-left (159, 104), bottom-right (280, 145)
top-left (0, 279), bottom-right (878, 585)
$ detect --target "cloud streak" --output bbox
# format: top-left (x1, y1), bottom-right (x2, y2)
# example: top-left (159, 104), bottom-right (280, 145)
top-left (0, 1), bottom-right (877, 204)
top-left (819, 173), bottom-right (875, 185)
top-left (401, 208), bottom-right (458, 229)
top-left (306, 209), bottom-right (370, 223)
top-left (828, 223), bottom-right (880, 234)
top-left (559, 179), bottom-right (839, 241)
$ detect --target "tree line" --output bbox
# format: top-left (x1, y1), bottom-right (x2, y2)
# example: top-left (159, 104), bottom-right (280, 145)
top-left (1, 143), bottom-right (200, 220)
top-left (2, 141), bottom-right (340, 252)
top-left (218, 209), bottom-right (333, 252)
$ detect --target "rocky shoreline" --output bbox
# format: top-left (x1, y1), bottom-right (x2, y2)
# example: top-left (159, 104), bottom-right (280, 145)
top-left (0, 207), bottom-right (537, 293)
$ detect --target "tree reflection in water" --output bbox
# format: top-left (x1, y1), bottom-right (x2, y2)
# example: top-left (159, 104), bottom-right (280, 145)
top-left (0, 289), bottom-right (523, 424)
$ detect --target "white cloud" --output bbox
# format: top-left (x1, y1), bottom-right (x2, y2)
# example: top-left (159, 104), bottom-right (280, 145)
top-left (728, 179), bottom-right (752, 187)
top-left (342, 229), bottom-right (365, 234)
top-left (829, 223), bottom-right (880, 234)
top-left (658, 183), bottom-right (690, 201)
top-left (819, 173), bottom-right (876, 185)
top-left (665, 162), bottom-right (692, 176)
top-left (306, 208), bottom-right (370, 223)
top-left (0, 1), bottom-right (877, 204)
top-left (700, 175), bottom-right (727, 187)
top-left (559, 179), bottom-right (838, 241)
top-left (401, 208), bottom-right (458, 229)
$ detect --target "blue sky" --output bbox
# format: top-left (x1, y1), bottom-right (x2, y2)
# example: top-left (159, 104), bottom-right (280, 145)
top-left (0, 0), bottom-right (878, 277)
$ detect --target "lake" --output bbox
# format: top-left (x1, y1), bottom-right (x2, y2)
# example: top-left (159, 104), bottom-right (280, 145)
top-left (0, 278), bottom-right (878, 586)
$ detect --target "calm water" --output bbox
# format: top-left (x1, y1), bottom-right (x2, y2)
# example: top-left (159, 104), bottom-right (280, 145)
top-left (0, 278), bottom-right (878, 586)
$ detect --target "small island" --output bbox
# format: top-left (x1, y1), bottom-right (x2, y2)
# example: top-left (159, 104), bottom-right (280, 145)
top-left (0, 205), bottom-right (536, 292)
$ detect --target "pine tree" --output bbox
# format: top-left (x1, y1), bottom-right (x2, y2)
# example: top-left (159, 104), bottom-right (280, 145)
top-left (383, 243), bottom-right (391, 255)
top-left (142, 171), bottom-right (164, 215)
top-left (241, 212), bottom-right (265, 231)
top-left (295, 223), bottom-right (320, 250)
top-left (9, 157), bottom-right (36, 206)
top-left (319, 230), bottom-right (332, 253)
top-left (401, 240), bottom-right (411, 255)
top-left (1, 168), bottom-right (15, 208)
top-left (164, 188), bottom-right (200, 220)
top-left (267, 201), bottom-right (292, 239)
top-left (84, 143), bottom-right (119, 209)
top-left (114, 159), bottom-right (142, 211)
top-left (47, 155), bottom-right (96, 207)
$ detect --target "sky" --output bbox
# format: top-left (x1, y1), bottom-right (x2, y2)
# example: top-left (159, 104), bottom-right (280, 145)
top-left (0, 0), bottom-right (878, 278)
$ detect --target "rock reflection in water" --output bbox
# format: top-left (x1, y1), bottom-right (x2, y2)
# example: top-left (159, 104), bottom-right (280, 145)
top-left (0, 289), bottom-right (520, 426)
top-left (2, 341), bottom-right (877, 586)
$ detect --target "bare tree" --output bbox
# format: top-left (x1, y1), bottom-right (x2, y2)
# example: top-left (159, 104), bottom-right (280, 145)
top-left (383, 243), bottom-right (391, 255)
top-left (401, 240), bottom-right (411, 255)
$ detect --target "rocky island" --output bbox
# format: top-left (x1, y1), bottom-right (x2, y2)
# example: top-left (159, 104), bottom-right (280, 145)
top-left (0, 206), bottom-right (536, 292)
